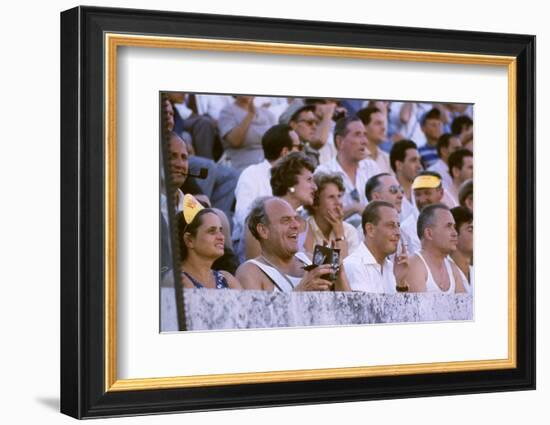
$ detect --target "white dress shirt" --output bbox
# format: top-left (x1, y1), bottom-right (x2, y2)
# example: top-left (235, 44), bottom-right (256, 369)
top-left (344, 242), bottom-right (397, 293)
top-left (232, 160), bottom-right (273, 241)
top-left (428, 159), bottom-right (453, 190)
top-left (400, 210), bottom-right (421, 255)
top-left (400, 195), bottom-right (417, 223)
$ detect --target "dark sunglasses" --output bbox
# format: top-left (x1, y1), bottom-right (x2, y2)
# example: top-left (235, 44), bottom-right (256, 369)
top-left (388, 185), bottom-right (405, 195)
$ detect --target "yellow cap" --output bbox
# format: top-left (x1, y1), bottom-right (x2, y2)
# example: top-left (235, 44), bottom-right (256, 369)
top-left (412, 174), bottom-right (441, 190)
top-left (183, 194), bottom-right (204, 225)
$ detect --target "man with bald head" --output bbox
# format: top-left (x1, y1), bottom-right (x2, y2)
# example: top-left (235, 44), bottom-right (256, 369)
top-left (406, 204), bottom-right (465, 293)
top-left (236, 197), bottom-right (346, 292)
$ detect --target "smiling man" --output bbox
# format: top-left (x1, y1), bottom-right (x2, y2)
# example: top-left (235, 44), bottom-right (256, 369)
top-left (236, 197), bottom-right (340, 292)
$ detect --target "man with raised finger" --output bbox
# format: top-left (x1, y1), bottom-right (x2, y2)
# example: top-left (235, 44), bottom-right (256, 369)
top-left (343, 201), bottom-right (409, 293)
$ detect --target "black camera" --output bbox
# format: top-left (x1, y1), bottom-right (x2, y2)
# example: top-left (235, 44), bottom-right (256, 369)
top-left (304, 244), bottom-right (340, 283)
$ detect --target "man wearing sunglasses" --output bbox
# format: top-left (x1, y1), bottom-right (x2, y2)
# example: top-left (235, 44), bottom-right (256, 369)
top-left (365, 173), bottom-right (405, 220)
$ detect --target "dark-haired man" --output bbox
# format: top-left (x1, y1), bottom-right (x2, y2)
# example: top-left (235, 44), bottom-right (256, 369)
top-left (316, 116), bottom-right (380, 227)
top-left (357, 106), bottom-right (393, 174)
top-left (390, 139), bottom-right (423, 221)
top-left (450, 206), bottom-right (474, 293)
top-left (343, 201), bottom-right (408, 293)
top-left (428, 133), bottom-right (462, 190)
top-left (451, 115), bottom-right (473, 151)
top-left (365, 173), bottom-right (405, 220)
top-left (406, 204), bottom-right (465, 293)
top-left (447, 149), bottom-right (473, 205)
top-left (418, 108), bottom-right (444, 168)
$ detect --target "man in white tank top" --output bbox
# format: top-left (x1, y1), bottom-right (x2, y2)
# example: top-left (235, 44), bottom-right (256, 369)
top-left (236, 197), bottom-right (349, 292)
top-left (406, 204), bottom-right (466, 293)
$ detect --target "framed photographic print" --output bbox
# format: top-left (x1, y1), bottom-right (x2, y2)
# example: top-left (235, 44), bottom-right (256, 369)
top-left (60, 5), bottom-right (535, 419)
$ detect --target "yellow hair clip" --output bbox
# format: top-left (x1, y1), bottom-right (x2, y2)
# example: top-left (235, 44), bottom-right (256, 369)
top-left (183, 194), bottom-right (204, 225)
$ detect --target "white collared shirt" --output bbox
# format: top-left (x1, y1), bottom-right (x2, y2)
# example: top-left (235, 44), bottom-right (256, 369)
top-left (428, 159), bottom-right (453, 190)
top-left (400, 211), bottom-right (421, 255)
top-left (400, 195), bottom-right (417, 222)
top-left (232, 159), bottom-right (273, 241)
top-left (343, 242), bottom-right (397, 293)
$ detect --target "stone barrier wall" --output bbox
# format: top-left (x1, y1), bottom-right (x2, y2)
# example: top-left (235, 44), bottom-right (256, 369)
top-left (160, 288), bottom-right (472, 332)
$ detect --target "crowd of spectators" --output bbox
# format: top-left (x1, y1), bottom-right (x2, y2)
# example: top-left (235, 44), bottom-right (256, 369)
top-left (161, 94), bottom-right (474, 296)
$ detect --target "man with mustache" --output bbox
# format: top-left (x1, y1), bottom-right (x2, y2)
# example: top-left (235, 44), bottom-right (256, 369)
top-left (406, 204), bottom-right (466, 293)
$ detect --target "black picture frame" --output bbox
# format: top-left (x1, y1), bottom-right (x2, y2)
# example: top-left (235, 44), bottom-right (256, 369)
top-left (60, 5), bottom-right (535, 419)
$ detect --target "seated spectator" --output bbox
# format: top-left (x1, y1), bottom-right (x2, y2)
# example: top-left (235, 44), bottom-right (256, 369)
top-left (428, 133), bottom-right (462, 190)
top-left (450, 206), bottom-right (474, 293)
top-left (447, 149), bottom-right (474, 205)
top-left (387, 102), bottom-right (433, 148)
top-left (176, 195), bottom-right (241, 289)
top-left (390, 139), bottom-right (423, 221)
top-left (418, 108), bottom-right (444, 169)
top-left (458, 179), bottom-right (473, 212)
top-left (315, 116), bottom-right (381, 227)
top-left (303, 173), bottom-right (361, 259)
top-left (303, 98), bottom-right (347, 165)
top-left (233, 124), bottom-right (302, 247)
top-left (400, 171), bottom-right (446, 254)
top-left (169, 92), bottom-right (221, 161)
top-left (236, 197), bottom-right (350, 291)
top-left (356, 106), bottom-right (393, 174)
top-left (283, 103), bottom-right (321, 166)
top-left (218, 95), bottom-right (276, 172)
top-left (343, 201), bottom-right (409, 293)
top-left (165, 97), bottom-right (238, 220)
top-left (451, 115), bottom-right (474, 152)
top-left (365, 173), bottom-right (405, 221)
top-left (240, 152), bottom-right (317, 260)
top-left (406, 204), bottom-right (466, 293)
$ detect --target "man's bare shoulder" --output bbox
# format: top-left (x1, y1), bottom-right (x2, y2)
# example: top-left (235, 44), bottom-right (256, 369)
top-left (235, 259), bottom-right (271, 290)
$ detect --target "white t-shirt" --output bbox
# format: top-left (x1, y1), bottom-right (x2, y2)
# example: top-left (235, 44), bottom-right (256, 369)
top-left (343, 242), bottom-right (397, 293)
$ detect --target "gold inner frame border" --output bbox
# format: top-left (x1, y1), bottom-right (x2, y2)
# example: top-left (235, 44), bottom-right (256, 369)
top-left (104, 33), bottom-right (517, 392)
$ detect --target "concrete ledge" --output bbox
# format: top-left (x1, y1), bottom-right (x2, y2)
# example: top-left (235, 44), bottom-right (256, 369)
top-left (161, 288), bottom-right (473, 332)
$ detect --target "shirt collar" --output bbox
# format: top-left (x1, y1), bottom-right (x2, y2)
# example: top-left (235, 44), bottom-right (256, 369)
top-left (357, 241), bottom-right (391, 268)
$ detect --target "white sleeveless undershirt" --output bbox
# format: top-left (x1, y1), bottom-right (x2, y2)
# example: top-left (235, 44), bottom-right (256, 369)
top-left (248, 252), bottom-right (311, 292)
top-left (416, 252), bottom-right (456, 294)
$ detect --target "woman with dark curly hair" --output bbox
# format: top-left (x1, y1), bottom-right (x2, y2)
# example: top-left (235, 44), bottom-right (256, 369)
top-left (241, 152), bottom-right (317, 260)
top-left (176, 195), bottom-right (241, 289)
